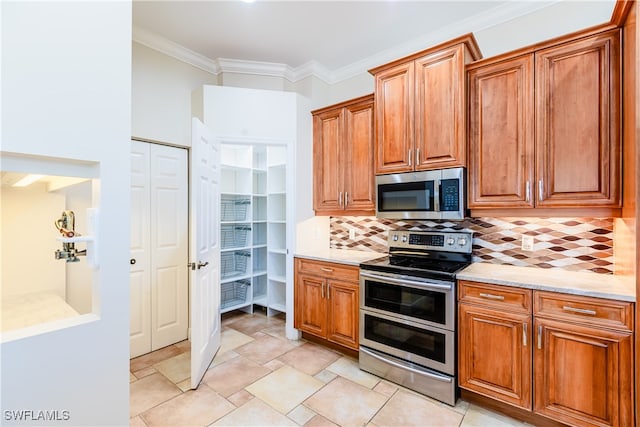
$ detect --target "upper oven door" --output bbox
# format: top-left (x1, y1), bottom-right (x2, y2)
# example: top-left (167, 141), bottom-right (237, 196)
top-left (359, 270), bottom-right (455, 331)
top-left (375, 171), bottom-right (438, 219)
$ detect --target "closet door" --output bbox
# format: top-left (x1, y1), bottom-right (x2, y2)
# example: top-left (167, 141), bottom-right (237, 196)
top-left (150, 144), bottom-right (189, 350)
top-left (130, 141), bottom-right (152, 358)
top-left (130, 141), bottom-right (189, 358)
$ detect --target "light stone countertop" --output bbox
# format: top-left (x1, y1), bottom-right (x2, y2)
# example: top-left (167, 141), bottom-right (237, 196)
top-left (458, 263), bottom-right (636, 302)
top-left (294, 248), bottom-right (386, 266)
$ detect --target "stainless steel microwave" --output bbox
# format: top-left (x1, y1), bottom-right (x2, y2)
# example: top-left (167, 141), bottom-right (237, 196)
top-left (375, 167), bottom-right (466, 220)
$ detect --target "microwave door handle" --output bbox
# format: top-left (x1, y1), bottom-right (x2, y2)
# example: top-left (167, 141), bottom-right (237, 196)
top-left (433, 179), bottom-right (440, 212)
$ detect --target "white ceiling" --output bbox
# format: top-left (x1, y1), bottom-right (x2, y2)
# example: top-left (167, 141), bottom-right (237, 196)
top-left (132, 0), bottom-right (617, 83)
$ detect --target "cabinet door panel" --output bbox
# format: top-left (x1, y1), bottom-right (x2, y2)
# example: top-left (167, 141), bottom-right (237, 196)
top-left (296, 273), bottom-right (327, 338)
top-left (534, 318), bottom-right (633, 426)
top-left (375, 62), bottom-right (414, 174)
top-left (468, 55), bottom-right (535, 208)
top-left (327, 280), bottom-right (359, 350)
top-left (415, 46), bottom-right (466, 169)
top-left (535, 31), bottom-right (621, 207)
top-left (344, 99), bottom-right (375, 212)
top-left (313, 109), bottom-right (343, 212)
top-left (459, 304), bottom-right (532, 409)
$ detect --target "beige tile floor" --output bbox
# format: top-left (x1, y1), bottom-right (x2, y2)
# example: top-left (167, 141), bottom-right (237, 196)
top-left (130, 310), bottom-right (532, 427)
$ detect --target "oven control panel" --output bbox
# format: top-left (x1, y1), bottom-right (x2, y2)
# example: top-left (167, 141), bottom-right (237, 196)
top-left (388, 230), bottom-right (472, 254)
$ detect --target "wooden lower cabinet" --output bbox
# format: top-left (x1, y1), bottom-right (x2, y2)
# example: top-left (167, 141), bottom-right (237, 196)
top-left (458, 304), bottom-right (532, 409)
top-left (458, 280), bottom-right (634, 427)
top-left (294, 258), bottom-right (359, 350)
top-left (534, 318), bottom-right (633, 427)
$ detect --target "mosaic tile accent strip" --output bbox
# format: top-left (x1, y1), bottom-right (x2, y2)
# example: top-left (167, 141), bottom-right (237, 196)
top-left (330, 216), bottom-right (614, 274)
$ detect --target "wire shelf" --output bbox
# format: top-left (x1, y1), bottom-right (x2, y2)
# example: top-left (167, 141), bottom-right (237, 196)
top-left (221, 225), bottom-right (251, 249)
top-left (221, 250), bottom-right (250, 278)
top-left (221, 279), bottom-right (250, 309)
top-left (221, 198), bottom-right (250, 221)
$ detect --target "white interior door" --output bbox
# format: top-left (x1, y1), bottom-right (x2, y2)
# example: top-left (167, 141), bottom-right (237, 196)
top-left (130, 141), bottom-right (152, 358)
top-left (130, 141), bottom-right (189, 359)
top-left (150, 144), bottom-right (189, 350)
top-left (190, 118), bottom-right (222, 388)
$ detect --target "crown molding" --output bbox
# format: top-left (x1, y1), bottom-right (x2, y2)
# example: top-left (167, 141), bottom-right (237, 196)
top-left (132, 25), bottom-right (220, 75)
top-left (133, 0), bottom-right (565, 85)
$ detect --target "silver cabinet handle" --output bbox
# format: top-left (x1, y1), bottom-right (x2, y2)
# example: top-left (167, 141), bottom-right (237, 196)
top-left (344, 192), bottom-right (348, 207)
top-left (327, 283), bottom-right (330, 300)
top-left (538, 180), bottom-right (543, 201)
top-left (408, 149), bottom-right (412, 167)
top-left (339, 192), bottom-right (343, 208)
top-left (523, 323), bottom-right (528, 347)
top-left (563, 306), bottom-right (597, 316)
top-left (479, 292), bottom-right (505, 301)
top-left (537, 325), bottom-right (542, 349)
top-left (320, 267), bottom-right (333, 272)
top-left (525, 181), bottom-right (531, 202)
top-left (416, 148), bottom-right (420, 165)
top-left (321, 283), bottom-right (325, 299)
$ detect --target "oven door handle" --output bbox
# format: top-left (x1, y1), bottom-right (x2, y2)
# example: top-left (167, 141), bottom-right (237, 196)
top-left (360, 347), bottom-right (453, 383)
top-left (360, 271), bottom-right (452, 291)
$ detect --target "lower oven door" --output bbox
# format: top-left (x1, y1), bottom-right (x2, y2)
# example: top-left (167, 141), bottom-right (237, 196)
top-left (359, 309), bottom-right (455, 375)
top-left (359, 346), bottom-right (456, 406)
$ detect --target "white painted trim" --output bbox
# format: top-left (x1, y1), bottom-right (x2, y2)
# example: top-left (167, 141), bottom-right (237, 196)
top-left (133, 25), bottom-right (220, 75)
top-left (132, 0), bottom-right (565, 84)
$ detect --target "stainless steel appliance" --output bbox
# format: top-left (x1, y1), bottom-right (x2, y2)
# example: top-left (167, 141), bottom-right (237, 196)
top-left (359, 230), bottom-right (472, 406)
top-left (375, 167), bottom-right (466, 220)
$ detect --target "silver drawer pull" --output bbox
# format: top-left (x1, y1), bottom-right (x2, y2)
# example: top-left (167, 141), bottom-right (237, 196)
top-left (320, 267), bottom-right (333, 272)
top-left (562, 306), bottom-right (596, 316)
top-left (479, 292), bottom-right (505, 301)
top-left (523, 323), bottom-right (527, 347)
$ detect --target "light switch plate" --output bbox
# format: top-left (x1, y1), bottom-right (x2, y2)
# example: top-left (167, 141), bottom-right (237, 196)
top-left (521, 235), bottom-right (534, 251)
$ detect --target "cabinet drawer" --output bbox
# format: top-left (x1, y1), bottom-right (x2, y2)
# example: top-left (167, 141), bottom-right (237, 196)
top-left (458, 280), bottom-right (532, 313)
top-left (295, 258), bottom-right (359, 282)
top-left (534, 291), bottom-right (633, 332)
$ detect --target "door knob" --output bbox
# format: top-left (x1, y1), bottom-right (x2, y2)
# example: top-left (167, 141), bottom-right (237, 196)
top-left (197, 261), bottom-right (209, 269)
top-left (130, 258), bottom-right (136, 265)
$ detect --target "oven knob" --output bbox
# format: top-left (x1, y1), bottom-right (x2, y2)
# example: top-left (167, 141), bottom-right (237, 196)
top-left (392, 235), bottom-right (398, 241)
top-left (447, 237), bottom-right (455, 246)
top-left (458, 238), bottom-right (467, 247)
top-left (401, 235), bottom-right (408, 242)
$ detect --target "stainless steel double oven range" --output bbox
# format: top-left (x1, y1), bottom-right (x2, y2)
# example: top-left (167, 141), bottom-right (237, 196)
top-left (359, 230), bottom-right (472, 406)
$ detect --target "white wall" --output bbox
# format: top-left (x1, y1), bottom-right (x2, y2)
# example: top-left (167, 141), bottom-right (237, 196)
top-left (132, 42), bottom-right (219, 147)
top-left (63, 181), bottom-right (94, 314)
top-left (1, 184), bottom-right (66, 298)
top-left (1, 1), bottom-right (131, 425)
top-left (474, 1), bottom-right (615, 59)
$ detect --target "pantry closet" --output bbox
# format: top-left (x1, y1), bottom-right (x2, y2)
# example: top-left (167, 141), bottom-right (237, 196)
top-left (220, 143), bottom-right (287, 316)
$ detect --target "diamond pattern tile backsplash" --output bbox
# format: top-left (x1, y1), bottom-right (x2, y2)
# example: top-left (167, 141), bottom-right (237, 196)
top-left (330, 216), bottom-right (614, 274)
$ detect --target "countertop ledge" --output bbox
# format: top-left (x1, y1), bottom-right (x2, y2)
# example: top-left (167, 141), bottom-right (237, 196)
top-left (458, 263), bottom-right (636, 302)
top-left (294, 249), bottom-right (386, 266)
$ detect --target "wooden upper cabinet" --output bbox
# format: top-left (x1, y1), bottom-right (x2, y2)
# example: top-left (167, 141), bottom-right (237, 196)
top-left (468, 29), bottom-right (622, 213)
top-left (344, 99), bottom-right (376, 212)
top-left (415, 45), bottom-right (467, 169)
top-left (313, 108), bottom-right (343, 212)
top-left (468, 55), bottom-right (535, 208)
top-left (371, 34), bottom-right (481, 175)
top-left (312, 94), bottom-right (375, 215)
top-left (374, 62), bottom-right (414, 174)
top-left (535, 30), bottom-right (621, 208)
